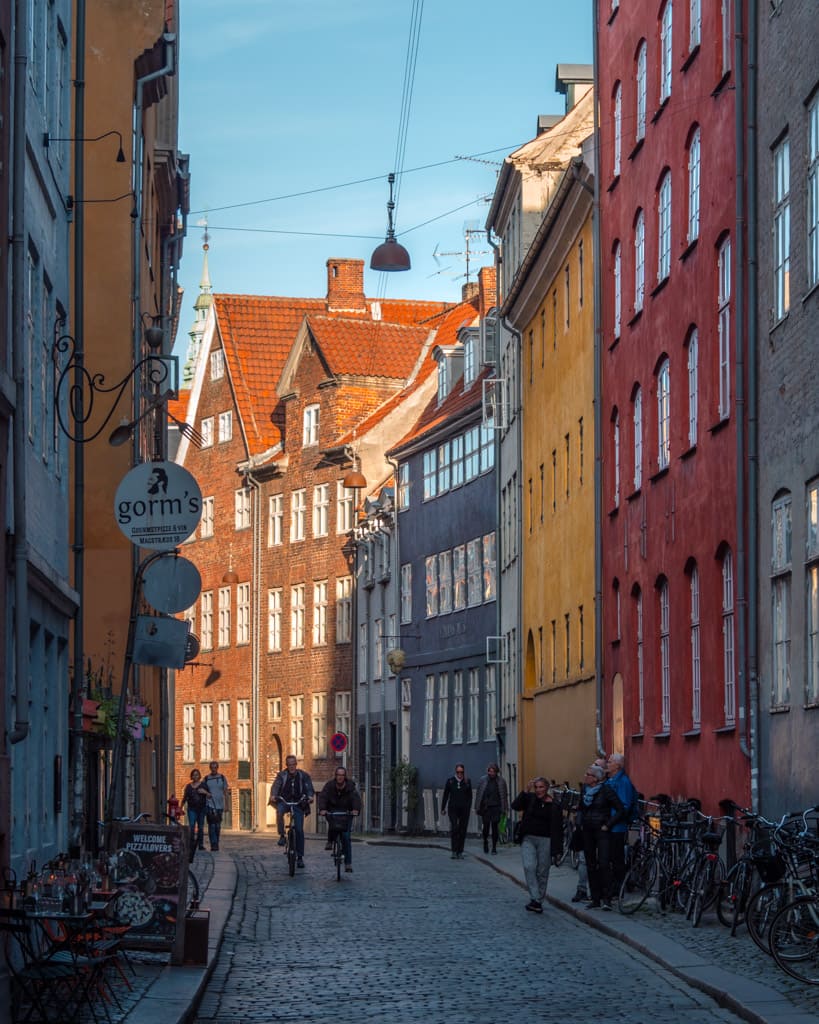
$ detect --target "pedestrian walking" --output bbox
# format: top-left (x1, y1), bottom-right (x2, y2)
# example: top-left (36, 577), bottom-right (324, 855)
top-left (203, 761), bottom-right (230, 851)
top-left (579, 764), bottom-right (625, 910)
top-left (511, 778), bottom-right (564, 913)
top-left (441, 763), bottom-right (472, 859)
top-left (181, 769), bottom-right (209, 860)
top-left (474, 763), bottom-right (509, 855)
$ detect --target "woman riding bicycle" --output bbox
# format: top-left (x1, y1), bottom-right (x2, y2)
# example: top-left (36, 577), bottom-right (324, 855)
top-left (318, 767), bottom-right (361, 873)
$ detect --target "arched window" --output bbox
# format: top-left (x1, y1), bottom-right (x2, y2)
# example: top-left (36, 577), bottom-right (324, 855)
top-left (612, 408), bottom-right (621, 507)
top-left (660, 1), bottom-right (673, 101)
top-left (689, 563), bottom-right (701, 728)
top-left (686, 328), bottom-right (698, 447)
top-left (613, 81), bottom-right (622, 177)
top-left (722, 548), bottom-right (736, 725)
top-left (657, 358), bottom-right (671, 469)
top-left (658, 171), bottom-right (672, 281)
top-left (771, 491), bottom-right (792, 707)
top-left (689, 0), bottom-right (701, 50)
top-left (717, 236), bottom-right (731, 419)
top-left (634, 585), bottom-right (645, 732)
top-left (636, 41), bottom-right (647, 141)
top-left (659, 578), bottom-right (671, 731)
top-left (634, 209), bottom-right (645, 312)
top-left (687, 127), bottom-right (701, 243)
top-left (613, 241), bottom-right (622, 338)
top-left (633, 385), bottom-right (643, 490)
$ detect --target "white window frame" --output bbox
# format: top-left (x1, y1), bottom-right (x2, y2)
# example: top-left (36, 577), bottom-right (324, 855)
top-left (290, 696), bottom-right (304, 759)
top-left (201, 496), bottom-right (214, 538)
top-left (660, 1), bottom-right (673, 102)
top-left (237, 582), bottom-right (250, 645)
top-left (312, 580), bottom-right (328, 646)
top-left (657, 359), bottom-right (671, 470)
top-left (467, 539), bottom-right (482, 607)
top-left (425, 555), bottom-right (438, 618)
top-left (201, 591), bottom-right (213, 650)
top-left (690, 567), bottom-right (701, 729)
top-left (721, 0), bottom-right (732, 77)
top-left (218, 700), bottom-right (231, 761)
top-left (484, 665), bottom-right (497, 741)
top-left (400, 564), bottom-right (412, 624)
top-left (290, 489), bottom-right (306, 542)
top-left (453, 545), bottom-right (466, 610)
top-left (303, 404), bottom-right (320, 447)
top-left (336, 576), bottom-right (352, 644)
top-left (633, 387), bottom-right (643, 490)
top-left (268, 493), bottom-right (283, 546)
top-left (452, 671), bottom-right (464, 744)
top-left (267, 588), bottom-right (282, 652)
top-left (313, 483), bottom-right (329, 537)
top-left (723, 550), bottom-right (736, 726)
top-left (468, 669), bottom-right (480, 742)
top-left (438, 441), bottom-right (451, 493)
top-left (613, 410), bottom-right (621, 507)
top-left (634, 210), bottom-right (645, 312)
top-left (423, 675), bottom-right (435, 745)
top-left (773, 137), bottom-right (791, 321)
top-left (237, 699), bottom-right (250, 760)
top-left (464, 426), bottom-right (480, 481)
top-left (397, 463), bottom-right (410, 510)
top-left (235, 487), bottom-right (251, 530)
top-left (210, 349), bottom-right (225, 380)
top-left (291, 584), bottom-right (305, 649)
top-left (689, 0), bottom-right (701, 49)
top-left (335, 691), bottom-right (351, 740)
top-left (218, 410), bottom-right (232, 443)
top-left (636, 590), bottom-right (645, 732)
top-left (687, 330), bottom-right (699, 447)
top-left (423, 450), bottom-right (438, 501)
top-left (771, 494), bottom-right (792, 706)
top-left (613, 82), bottom-right (622, 177)
top-left (451, 435), bottom-right (464, 488)
top-left (268, 697), bottom-right (282, 722)
top-left (336, 481), bottom-right (354, 533)
top-left (438, 551), bottom-right (452, 614)
top-left (312, 693), bottom-right (328, 758)
top-left (483, 532), bottom-right (497, 602)
top-left (200, 703), bottom-right (213, 762)
top-left (718, 238), bottom-right (731, 420)
top-left (636, 41), bottom-right (647, 142)
top-left (808, 98), bottom-right (819, 290)
top-left (201, 417), bottom-right (214, 448)
top-left (688, 128), bottom-right (701, 244)
top-left (660, 581), bottom-right (671, 732)
top-left (183, 704), bottom-right (195, 761)
top-left (436, 673), bottom-right (448, 744)
top-left (613, 241), bottom-right (622, 339)
top-left (218, 586), bottom-right (231, 647)
top-left (658, 172), bottom-right (672, 282)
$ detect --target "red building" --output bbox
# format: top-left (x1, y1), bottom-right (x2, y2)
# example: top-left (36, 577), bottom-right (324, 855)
top-left (596, 0), bottom-right (751, 809)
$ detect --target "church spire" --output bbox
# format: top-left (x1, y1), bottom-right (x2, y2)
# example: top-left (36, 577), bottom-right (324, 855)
top-left (183, 218), bottom-right (214, 386)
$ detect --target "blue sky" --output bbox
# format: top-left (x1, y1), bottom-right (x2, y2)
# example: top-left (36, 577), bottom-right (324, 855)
top-left (174, 1), bottom-right (592, 357)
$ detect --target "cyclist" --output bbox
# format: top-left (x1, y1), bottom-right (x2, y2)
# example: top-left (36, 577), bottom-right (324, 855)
top-left (318, 767), bottom-right (361, 873)
top-left (268, 755), bottom-right (314, 869)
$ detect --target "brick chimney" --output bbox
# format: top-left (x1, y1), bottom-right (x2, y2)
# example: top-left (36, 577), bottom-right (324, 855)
top-left (326, 258), bottom-right (367, 312)
top-left (478, 265), bottom-right (497, 318)
top-left (461, 281), bottom-right (479, 304)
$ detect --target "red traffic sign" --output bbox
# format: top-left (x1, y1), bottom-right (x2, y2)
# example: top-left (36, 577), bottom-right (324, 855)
top-left (330, 732), bottom-right (348, 753)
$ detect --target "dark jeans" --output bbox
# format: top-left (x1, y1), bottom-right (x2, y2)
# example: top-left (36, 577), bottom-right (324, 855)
top-left (481, 812), bottom-right (500, 852)
top-left (278, 802), bottom-right (306, 857)
top-left (448, 810), bottom-right (469, 854)
top-left (582, 826), bottom-right (612, 903)
top-left (609, 830), bottom-right (628, 895)
top-left (187, 808), bottom-right (206, 857)
top-left (207, 808), bottom-right (223, 849)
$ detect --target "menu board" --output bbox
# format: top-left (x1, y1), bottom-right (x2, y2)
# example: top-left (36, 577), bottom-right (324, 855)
top-left (109, 822), bottom-right (189, 963)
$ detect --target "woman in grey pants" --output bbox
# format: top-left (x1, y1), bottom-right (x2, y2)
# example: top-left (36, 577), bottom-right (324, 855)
top-left (510, 778), bottom-right (564, 913)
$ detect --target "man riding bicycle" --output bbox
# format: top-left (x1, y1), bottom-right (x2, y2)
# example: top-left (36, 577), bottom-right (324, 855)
top-left (318, 767), bottom-right (361, 872)
top-left (269, 755), bottom-right (314, 869)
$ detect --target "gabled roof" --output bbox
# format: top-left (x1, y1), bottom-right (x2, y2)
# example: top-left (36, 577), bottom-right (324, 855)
top-left (305, 316), bottom-right (432, 379)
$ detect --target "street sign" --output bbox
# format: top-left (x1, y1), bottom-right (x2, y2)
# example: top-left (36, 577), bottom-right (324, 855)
top-left (114, 461), bottom-right (202, 551)
top-left (142, 554), bottom-right (202, 613)
top-left (329, 732), bottom-right (348, 753)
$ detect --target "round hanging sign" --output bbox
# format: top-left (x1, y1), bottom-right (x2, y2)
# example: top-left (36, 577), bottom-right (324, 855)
top-left (114, 461), bottom-right (202, 551)
top-left (329, 732), bottom-right (348, 753)
top-left (142, 554), bottom-right (202, 613)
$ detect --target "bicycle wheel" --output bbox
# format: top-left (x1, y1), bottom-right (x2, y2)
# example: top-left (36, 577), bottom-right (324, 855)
top-left (287, 829), bottom-right (296, 877)
top-left (619, 854), bottom-right (656, 914)
top-left (334, 837), bottom-right (342, 881)
top-left (770, 896), bottom-right (819, 983)
top-left (688, 860), bottom-right (713, 927)
top-left (187, 867), bottom-right (200, 909)
top-left (747, 883), bottom-right (789, 953)
top-left (717, 860), bottom-right (751, 931)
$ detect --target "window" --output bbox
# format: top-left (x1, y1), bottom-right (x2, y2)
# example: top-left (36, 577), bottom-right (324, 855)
top-left (657, 359), bottom-right (671, 470)
top-left (400, 564), bottom-right (412, 623)
top-left (483, 532), bottom-right (496, 601)
top-left (437, 674), bottom-right (449, 743)
top-left (237, 583), bottom-right (250, 645)
top-left (634, 210), bottom-right (645, 312)
top-left (451, 435), bottom-right (464, 488)
top-left (464, 426), bottom-right (480, 480)
top-left (201, 591), bottom-right (213, 649)
top-left (335, 692), bottom-right (351, 740)
top-left (564, 265), bottom-right (571, 329)
top-left (313, 484), bottom-right (329, 537)
top-left (658, 172), bottom-right (672, 281)
top-left (468, 669), bottom-right (480, 742)
top-left (218, 586), bottom-right (231, 647)
top-left (438, 551), bottom-right (452, 614)
top-left (452, 671), bottom-right (464, 743)
top-left (688, 128), bottom-right (701, 244)
top-left (480, 423), bottom-right (494, 472)
top-left (183, 705), bottom-right (195, 761)
top-left (720, 0), bottom-right (732, 77)
top-left (290, 490), bottom-right (306, 542)
top-left (201, 496), bottom-right (214, 538)
top-left (437, 355), bottom-right (449, 403)
top-left (613, 242), bottom-right (622, 339)
top-left (453, 545), bottom-right (466, 610)
top-left (303, 404), bottom-right (319, 446)
top-left (335, 577), bottom-right (352, 638)
top-left (690, 565), bottom-right (701, 729)
top-left (267, 588), bottom-right (282, 651)
top-left (718, 238), bottom-right (731, 419)
top-left (722, 549), bottom-right (736, 725)
top-left (235, 487), bottom-right (251, 530)
top-left (659, 580), bottom-right (671, 732)
top-left (200, 703), bottom-right (213, 761)
top-left (201, 417), bottom-right (214, 448)
top-left (438, 441), bottom-right (451, 492)
top-left (463, 330), bottom-right (477, 387)
top-left (268, 494), bottom-right (283, 546)
top-left (467, 539), bottom-right (482, 606)
top-left (802, 481), bottom-right (819, 703)
top-left (210, 349), bottom-right (224, 380)
top-left (425, 555), bottom-right (438, 617)
top-left (423, 450), bottom-right (438, 500)
top-left (484, 665), bottom-right (497, 740)
top-left (398, 463), bottom-right (410, 510)
top-left (565, 613), bottom-right (571, 676)
top-left (233, 700), bottom-right (248, 760)
top-left (612, 409), bottom-right (621, 507)
top-left (771, 494), bottom-right (792, 707)
top-left (773, 138), bottom-right (790, 321)
top-left (218, 701), bottom-right (231, 761)
top-left (336, 481), bottom-right (353, 533)
top-left (312, 694), bottom-right (328, 758)
top-left (636, 41), bottom-right (647, 142)
top-left (633, 387), bottom-right (643, 490)
top-left (613, 82), bottom-right (622, 177)
top-left (313, 580), bottom-right (328, 645)
top-left (636, 589), bottom-right (645, 732)
top-left (660, 1), bottom-right (673, 102)
top-left (290, 696), bottom-right (304, 759)
top-left (809, 98), bottom-right (819, 289)
top-left (268, 697), bottom-right (282, 721)
top-left (423, 676), bottom-right (435, 744)
top-left (689, 0), bottom-right (701, 49)
top-left (218, 410), bottom-right (232, 443)
top-left (687, 329), bottom-right (698, 446)
top-left (359, 623), bottom-right (368, 683)
top-left (291, 584), bottom-right (305, 648)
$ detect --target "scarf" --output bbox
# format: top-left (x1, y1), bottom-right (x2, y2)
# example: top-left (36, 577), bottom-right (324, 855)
top-left (582, 783), bottom-right (602, 806)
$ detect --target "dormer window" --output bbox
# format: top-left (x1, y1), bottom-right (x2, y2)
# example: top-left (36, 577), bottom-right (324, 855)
top-left (303, 404), bottom-right (319, 446)
top-left (463, 329), bottom-right (478, 388)
top-left (437, 359), bottom-right (448, 404)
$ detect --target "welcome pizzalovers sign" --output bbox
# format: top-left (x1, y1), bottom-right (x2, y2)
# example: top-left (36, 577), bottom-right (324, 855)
top-left (114, 461), bottom-right (202, 551)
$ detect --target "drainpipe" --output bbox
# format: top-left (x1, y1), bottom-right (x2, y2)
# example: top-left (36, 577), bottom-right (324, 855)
top-left (245, 469), bottom-right (262, 830)
top-left (9, 0), bottom-right (31, 746)
top-left (745, 0), bottom-right (759, 812)
top-left (733, 0), bottom-right (752, 792)
top-left (591, 0), bottom-right (605, 757)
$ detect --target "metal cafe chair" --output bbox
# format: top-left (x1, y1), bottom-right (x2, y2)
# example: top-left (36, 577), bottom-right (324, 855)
top-left (0, 907), bottom-right (80, 1023)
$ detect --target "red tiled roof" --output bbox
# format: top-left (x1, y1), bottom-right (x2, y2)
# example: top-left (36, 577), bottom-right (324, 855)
top-left (305, 316), bottom-right (431, 379)
top-left (168, 390), bottom-right (190, 421)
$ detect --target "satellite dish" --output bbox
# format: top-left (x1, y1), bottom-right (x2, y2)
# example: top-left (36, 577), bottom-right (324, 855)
top-left (143, 555), bottom-right (202, 614)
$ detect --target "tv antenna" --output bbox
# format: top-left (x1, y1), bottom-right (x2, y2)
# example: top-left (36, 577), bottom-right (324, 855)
top-left (431, 225), bottom-right (492, 284)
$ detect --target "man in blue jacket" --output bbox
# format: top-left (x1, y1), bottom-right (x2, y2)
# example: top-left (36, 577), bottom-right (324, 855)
top-left (604, 752), bottom-right (638, 899)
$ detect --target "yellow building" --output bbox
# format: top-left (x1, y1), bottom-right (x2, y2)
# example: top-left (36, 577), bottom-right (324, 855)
top-left (491, 78), bottom-right (596, 788)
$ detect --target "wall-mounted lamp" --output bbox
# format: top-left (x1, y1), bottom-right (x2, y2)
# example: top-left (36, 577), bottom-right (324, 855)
top-left (342, 439), bottom-right (367, 490)
top-left (44, 129), bottom-right (126, 163)
top-left (141, 313), bottom-right (165, 350)
top-left (370, 173), bottom-right (411, 272)
top-left (222, 546), bottom-right (239, 585)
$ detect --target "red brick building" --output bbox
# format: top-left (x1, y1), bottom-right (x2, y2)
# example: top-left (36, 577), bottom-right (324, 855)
top-left (596, 0), bottom-right (751, 809)
top-left (172, 258), bottom-right (454, 830)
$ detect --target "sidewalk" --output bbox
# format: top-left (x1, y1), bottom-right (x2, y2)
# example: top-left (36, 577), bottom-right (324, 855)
top-left (119, 834), bottom-right (819, 1024)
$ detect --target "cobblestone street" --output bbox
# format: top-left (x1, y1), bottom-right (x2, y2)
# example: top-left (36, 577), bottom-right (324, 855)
top-left (193, 835), bottom-right (746, 1024)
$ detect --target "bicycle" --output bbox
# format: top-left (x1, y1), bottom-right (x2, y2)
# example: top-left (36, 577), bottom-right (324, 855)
top-left (685, 814), bottom-right (729, 927)
top-left (323, 811), bottom-right (355, 881)
top-left (279, 801), bottom-right (304, 877)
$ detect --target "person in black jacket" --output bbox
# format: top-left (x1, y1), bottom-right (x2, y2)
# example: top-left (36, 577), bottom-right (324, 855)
top-left (510, 778), bottom-right (564, 913)
top-left (318, 767), bottom-right (362, 872)
top-left (579, 764), bottom-right (625, 910)
top-left (441, 764), bottom-right (472, 860)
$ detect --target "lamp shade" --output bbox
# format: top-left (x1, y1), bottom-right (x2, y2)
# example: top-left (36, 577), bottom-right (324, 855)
top-left (222, 568), bottom-right (239, 584)
top-left (370, 238), bottom-right (411, 272)
top-left (342, 468), bottom-right (368, 489)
